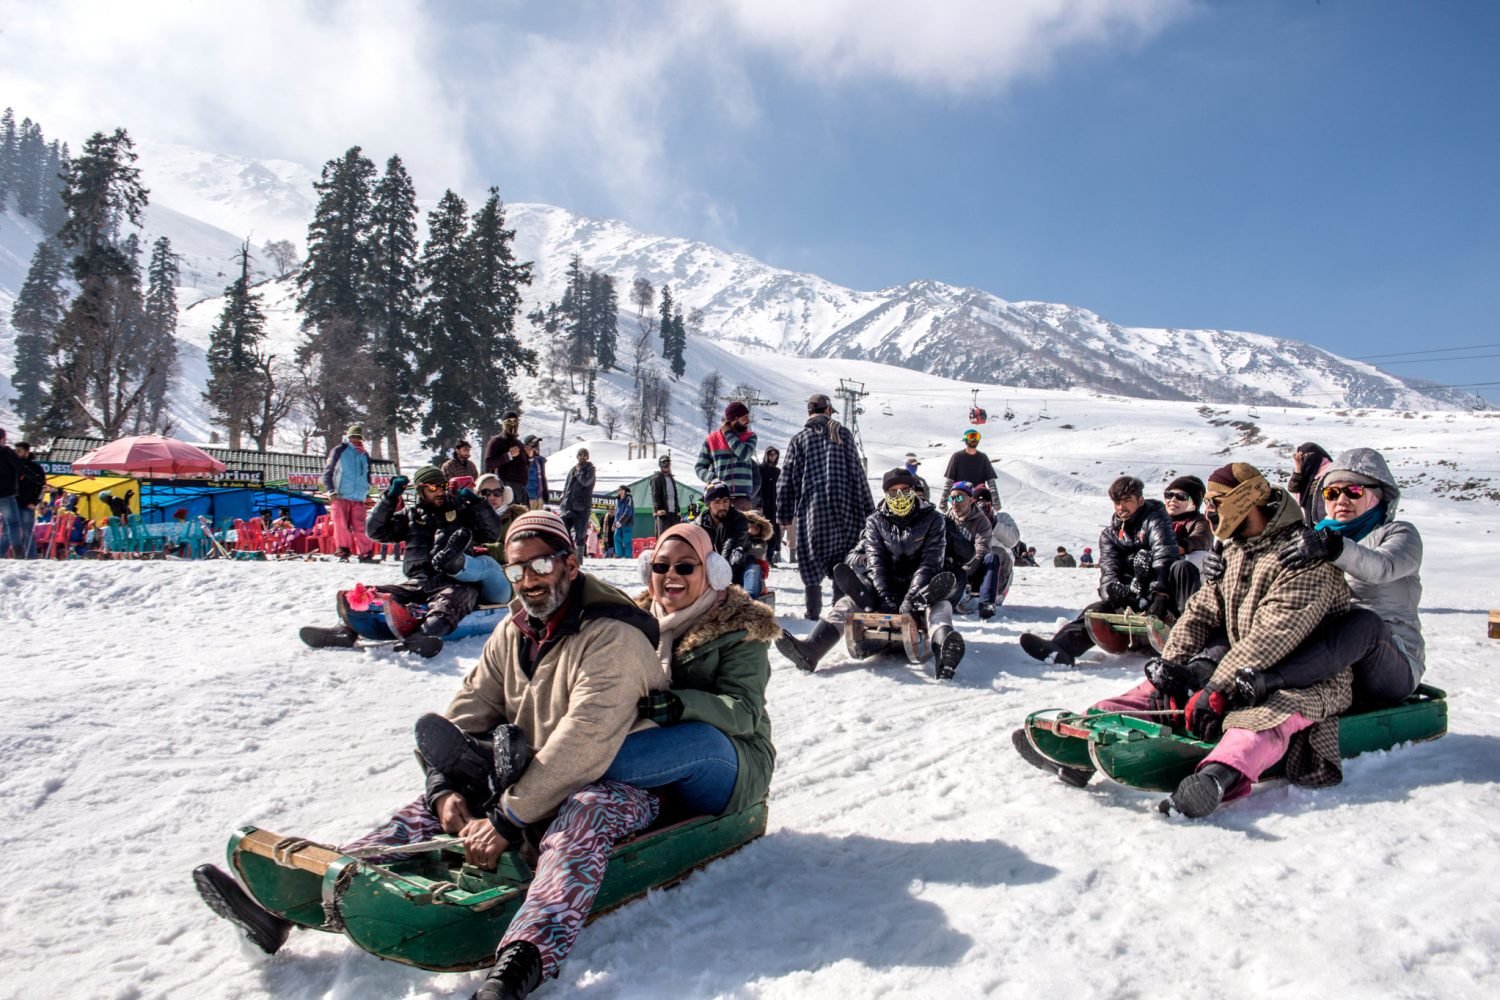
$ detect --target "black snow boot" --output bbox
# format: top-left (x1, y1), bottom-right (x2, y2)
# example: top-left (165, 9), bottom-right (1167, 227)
top-left (978, 601), bottom-right (996, 620)
top-left (915, 571), bottom-right (957, 609)
top-left (776, 621), bottom-right (842, 673)
top-left (1159, 762), bottom-right (1246, 818)
top-left (832, 563), bottom-right (877, 612)
top-left (1019, 633), bottom-right (1075, 667)
top-left (473, 940), bottom-right (544, 1000)
top-left (1011, 728), bottom-right (1094, 787)
top-left (433, 528), bottom-right (473, 577)
top-left (193, 864), bottom-right (293, 955)
top-left (300, 624), bottom-right (358, 649)
top-left (804, 584), bottom-right (822, 622)
top-left (416, 713), bottom-right (494, 805)
top-left (932, 626), bottom-right (965, 681)
top-left (491, 723), bottom-right (533, 795)
top-left (400, 616), bottom-right (453, 658)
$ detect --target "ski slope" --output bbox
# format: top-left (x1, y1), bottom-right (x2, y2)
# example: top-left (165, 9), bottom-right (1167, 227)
top-left (3, 377), bottom-right (1499, 998)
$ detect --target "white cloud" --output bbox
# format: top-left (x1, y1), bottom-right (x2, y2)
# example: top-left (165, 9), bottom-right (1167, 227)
top-left (722, 0), bottom-right (1193, 93)
top-left (0, 0), bottom-right (474, 191)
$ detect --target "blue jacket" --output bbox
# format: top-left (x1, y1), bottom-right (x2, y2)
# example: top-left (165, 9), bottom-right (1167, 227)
top-left (616, 495), bottom-right (635, 530)
top-left (322, 441), bottom-right (371, 500)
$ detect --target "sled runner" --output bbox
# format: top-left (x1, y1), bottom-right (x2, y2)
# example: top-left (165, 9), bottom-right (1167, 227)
top-left (1084, 610), bottom-right (1170, 654)
top-left (337, 587), bottom-right (508, 643)
top-left (843, 611), bottom-right (931, 664)
top-left (1023, 684), bottom-right (1447, 792)
top-left (224, 801), bottom-right (769, 972)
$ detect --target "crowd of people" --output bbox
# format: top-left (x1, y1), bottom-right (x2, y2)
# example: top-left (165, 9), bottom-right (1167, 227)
top-left (175, 402), bottom-right (1430, 997)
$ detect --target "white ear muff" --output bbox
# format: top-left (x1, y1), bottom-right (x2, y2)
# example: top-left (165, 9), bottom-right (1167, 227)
top-left (638, 549), bottom-right (657, 587)
top-left (706, 551), bottom-right (733, 591)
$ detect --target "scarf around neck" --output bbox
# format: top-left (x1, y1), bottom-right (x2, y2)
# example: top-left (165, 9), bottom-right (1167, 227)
top-left (649, 587), bottom-right (725, 682)
top-left (1314, 503), bottom-right (1385, 543)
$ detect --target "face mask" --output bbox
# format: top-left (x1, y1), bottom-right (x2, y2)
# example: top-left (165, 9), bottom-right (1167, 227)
top-left (885, 490), bottom-right (916, 517)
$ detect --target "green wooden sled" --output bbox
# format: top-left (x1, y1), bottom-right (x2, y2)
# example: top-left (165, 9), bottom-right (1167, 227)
top-left (227, 802), bottom-right (768, 972)
top-left (1026, 685), bottom-right (1447, 792)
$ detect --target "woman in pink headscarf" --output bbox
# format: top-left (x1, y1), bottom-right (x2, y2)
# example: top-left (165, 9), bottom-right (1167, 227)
top-left (601, 522), bottom-right (779, 816)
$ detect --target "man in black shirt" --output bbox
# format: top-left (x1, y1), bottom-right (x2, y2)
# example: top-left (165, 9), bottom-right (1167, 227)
top-left (940, 428), bottom-right (998, 511)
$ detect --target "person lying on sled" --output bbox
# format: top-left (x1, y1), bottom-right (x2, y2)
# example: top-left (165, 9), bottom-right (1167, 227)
top-left (298, 464), bottom-right (505, 656)
top-left (1017, 475), bottom-right (1188, 666)
top-left (775, 467), bottom-right (965, 679)
top-left (197, 511), bottom-right (670, 1000)
top-left (600, 522), bottom-right (776, 817)
top-left (1014, 462), bottom-right (1356, 819)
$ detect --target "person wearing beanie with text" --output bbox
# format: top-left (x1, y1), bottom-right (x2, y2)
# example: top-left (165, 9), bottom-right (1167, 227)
top-left (1013, 461), bottom-right (1359, 819)
top-left (777, 467), bottom-right (965, 679)
top-left (694, 400), bottom-right (759, 510)
top-left (1017, 475), bottom-right (1186, 667)
top-left (319, 423), bottom-right (376, 562)
top-left (775, 391), bottom-right (875, 619)
top-left (1163, 475), bottom-right (1213, 565)
top-left (602, 522), bottom-right (776, 821)
top-left (940, 428), bottom-right (998, 513)
top-left (299, 464), bottom-right (507, 657)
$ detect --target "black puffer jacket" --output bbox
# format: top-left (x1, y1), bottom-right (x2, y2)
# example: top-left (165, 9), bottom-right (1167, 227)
top-left (859, 497), bottom-right (946, 608)
top-left (1097, 498), bottom-right (1179, 599)
top-left (693, 507), bottom-right (750, 585)
top-left (367, 491), bottom-right (505, 583)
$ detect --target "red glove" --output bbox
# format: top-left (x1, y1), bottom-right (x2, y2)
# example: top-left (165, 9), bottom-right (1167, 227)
top-left (1183, 688), bottom-right (1227, 741)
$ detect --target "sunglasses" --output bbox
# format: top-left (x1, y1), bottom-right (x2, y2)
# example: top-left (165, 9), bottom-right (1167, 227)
top-left (501, 551), bottom-right (569, 583)
top-left (650, 561), bottom-right (699, 576)
top-left (1163, 490), bottom-right (1192, 502)
top-left (1321, 484), bottom-right (1371, 501)
top-left (479, 488), bottom-right (502, 498)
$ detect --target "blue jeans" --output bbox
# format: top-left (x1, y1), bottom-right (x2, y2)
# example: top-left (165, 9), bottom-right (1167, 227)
top-left (601, 722), bottom-right (738, 815)
top-left (18, 505), bottom-right (36, 558)
top-left (452, 553), bottom-right (512, 604)
top-left (742, 562), bottom-right (765, 598)
top-left (613, 524), bottom-right (633, 558)
top-left (979, 552), bottom-right (1012, 604)
top-left (0, 497), bottom-right (21, 559)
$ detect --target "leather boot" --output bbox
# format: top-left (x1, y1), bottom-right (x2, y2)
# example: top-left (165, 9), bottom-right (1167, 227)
top-left (776, 621), bottom-right (841, 673)
top-left (472, 940), bottom-right (544, 1000)
top-left (931, 625), bottom-right (965, 681)
top-left (1159, 762), bottom-right (1247, 818)
top-left (804, 584), bottom-right (822, 621)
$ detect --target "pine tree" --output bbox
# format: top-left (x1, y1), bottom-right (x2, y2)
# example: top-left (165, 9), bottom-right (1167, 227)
top-left (560, 253), bottom-right (592, 385)
top-left (0, 107), bottom-right (15, 210)
top-left (8, 239), bottom-right (68, 435)
top-left (364, 154), bottom-right (420, 463)
top-left (15, 118), bottom-right (45, 218)
top-left (204, 243), bottom-right (268, 448)
top-left (414, 190), bottom-right (475, 451)
top-left (50, 128), bottom-right (156, 437)
top-left (295, 146), bottom-right (377, 449)
top-left (465, 187), bottom-right (536, 420)
top-left (40, 140), bottom-right (70, 237)
top-left (665, 306), bottom-right (687, 380)
top-left (135, 236), bottom-right (180, 433)
top-left (591, 271), bottom-right (619, 371)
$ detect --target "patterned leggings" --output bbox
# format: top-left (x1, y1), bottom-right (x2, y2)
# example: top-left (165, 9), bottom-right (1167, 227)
top-left (337, 781), bottom-right (660, 981)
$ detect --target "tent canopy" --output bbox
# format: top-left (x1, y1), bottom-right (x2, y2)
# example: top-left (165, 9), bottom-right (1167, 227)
top-left (46, 475), bottom-right (141, 522)
top-left (136, 485), bottom-right (328, 530)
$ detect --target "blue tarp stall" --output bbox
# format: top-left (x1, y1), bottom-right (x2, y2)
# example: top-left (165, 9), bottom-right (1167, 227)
top-left (137, 485), bottom-right (327, 529)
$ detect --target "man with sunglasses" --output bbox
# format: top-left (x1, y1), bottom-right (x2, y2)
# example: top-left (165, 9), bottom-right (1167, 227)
top-left (299, 465), bottom-right (506, 656)
top-left (778, 468), bottom-right (965, 679)
top-left (943, 481), bottom-right (1001, 619)
top-left (940, 428), bottom-right (998, 513)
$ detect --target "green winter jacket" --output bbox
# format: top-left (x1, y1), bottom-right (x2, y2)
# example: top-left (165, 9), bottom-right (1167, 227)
top-left (634, 586), bottom-right (778, 813)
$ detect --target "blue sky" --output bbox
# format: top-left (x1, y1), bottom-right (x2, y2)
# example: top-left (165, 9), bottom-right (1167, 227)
top-left (5, 0), bottom-right (1496, 398)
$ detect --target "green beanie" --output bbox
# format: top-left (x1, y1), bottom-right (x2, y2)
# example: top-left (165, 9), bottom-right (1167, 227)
top-left (412, 465), bottom-right (447, 487)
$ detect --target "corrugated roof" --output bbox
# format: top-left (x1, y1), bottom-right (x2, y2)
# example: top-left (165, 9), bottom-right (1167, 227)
top-left (38, 436), bottom-right (399, 490)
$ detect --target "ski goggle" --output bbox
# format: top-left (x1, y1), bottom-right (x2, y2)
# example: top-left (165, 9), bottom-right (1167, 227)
top-left (1162, 490), bottom-right (1192, 502)
top-left (502, 551), bottom-right (569, 582)
top-left (1321, 484), bottom-right (1370, 501)
top-left (650, 561), bottom-right (698, 576)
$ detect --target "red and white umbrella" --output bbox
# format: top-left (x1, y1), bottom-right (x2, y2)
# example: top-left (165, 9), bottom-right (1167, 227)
top-left (71, 435), bottom-right (227, 478)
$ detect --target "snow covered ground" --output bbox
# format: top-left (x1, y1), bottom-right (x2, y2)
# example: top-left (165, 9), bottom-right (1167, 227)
top-left (5, 382), bottom-right (1500, 999)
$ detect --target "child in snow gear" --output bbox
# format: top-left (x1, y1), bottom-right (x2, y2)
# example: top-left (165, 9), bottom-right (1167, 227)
top-left (777, 468), bottom-right (964, 679)
top-left (1017, 475), bottom-right (1188, 666)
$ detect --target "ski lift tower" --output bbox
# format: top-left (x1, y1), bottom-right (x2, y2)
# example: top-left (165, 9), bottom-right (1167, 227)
top-left (834, 378), bottom-right (870, 470)
top-left (729, 384), bottom-right (779, 421)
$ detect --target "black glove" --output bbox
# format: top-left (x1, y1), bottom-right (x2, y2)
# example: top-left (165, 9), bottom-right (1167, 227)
top-left (1228, 667), bottom-right (1285, 708)
top-left (1201, 543), bottom-right (1225, 583)
top-left (638, 691), bottom-right (684, 727)
top-left (1130, 549), bottom-right (1152, 578)
top-left (1102, 579), bottom-right (1134, 608)
top-left (1277, 525), bottom-right (1343, 571)
top-left (386, 475), bottom-right (409, 499)
top-left (1145, 593), bottom-right (1171, 622)
top-left (455, 486), bottom-right (481, 508)
top-left (432, 527), bottom-right (472, 576)
top-left (1183, 687), bottom-right (1228, 741)
top-left (1144, 657), bottom-right (1195, 711)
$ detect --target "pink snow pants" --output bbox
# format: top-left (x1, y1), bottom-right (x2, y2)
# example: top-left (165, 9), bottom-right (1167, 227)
top-left (329, 497), bottom-right (373, 556)
top-left (1092, 679), bottom-right (1316, 802)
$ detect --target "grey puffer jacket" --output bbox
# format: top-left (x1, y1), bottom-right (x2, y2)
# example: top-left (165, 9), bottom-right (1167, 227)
top-left (1320, 448), bottom-right (1425, 685)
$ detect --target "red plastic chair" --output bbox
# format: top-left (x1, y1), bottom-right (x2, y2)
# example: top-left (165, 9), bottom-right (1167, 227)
top-left (234, 518), bottom-right (266, 552)
top-left (632, 536), bottom-right (656, 558)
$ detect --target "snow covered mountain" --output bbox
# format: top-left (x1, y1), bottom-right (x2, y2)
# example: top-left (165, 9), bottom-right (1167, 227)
top-left (0, 139), bottom-right (1482, 439)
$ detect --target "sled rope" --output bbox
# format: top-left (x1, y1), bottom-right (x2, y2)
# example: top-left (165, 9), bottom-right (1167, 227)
top-left (272, 836), bottom-right (335, 864)
top-left (344, 836), bottom-right (462, 859)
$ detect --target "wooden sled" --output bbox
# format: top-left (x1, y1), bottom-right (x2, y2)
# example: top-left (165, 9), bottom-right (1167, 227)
top-left (227, 801), bottom-right (769, 972)
top-left (1023, 684), bottom-right (1448, 792)
top-left (844, 611), bottom-right (932, 665)
top-left (1085, 610), bottom-right (1170, 654)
